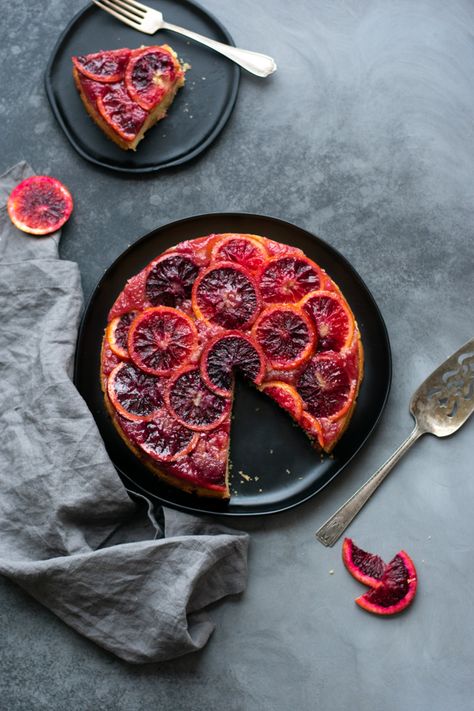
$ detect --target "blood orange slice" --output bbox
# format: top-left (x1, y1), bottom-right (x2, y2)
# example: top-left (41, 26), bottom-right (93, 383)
top-left (259, 256), bottom-right (323, 303)
top-left (174, 425), bottom-right (229, 487)
top-left (356, 551), bottom-right (417, 616)
top-left (145, 253), bottom-right (199, 307)
top-left (106, 311), bottom-right (137, 359)
top-left (300, 411), bottom-right (324, 446)
top-left (118, 409), bottom-right (198, 462)
top-left (301, 290), bottom-right (354, 351)
top-left (210, 235), bottom-right (268, 273)
top-left (125, 46), bottom-right (177, 110)
top-left (7, 176), bottom-right (73, 236)
top-left (342, 538), bottom-right (386, 588)
top-left (252, 305), bottom-right (316, 370)
top-left (166, 367), bottom-right (231, 431)
top-left (201, 331), bottom-right (265, 396)
top-left (261, 382), bottom-right (303, 420)
top-left (297, 353), bottom-right (354, 419)
top-left (192, 262), bottom-right (261, 329)
top-left (72, 49), bottom-right (131, 83)
top-left (97, 84), bottom-right (147, 142)
top-left (128, 307), bottom-right (198, 376)
top-left (107, 362), bottom-right (163, 421)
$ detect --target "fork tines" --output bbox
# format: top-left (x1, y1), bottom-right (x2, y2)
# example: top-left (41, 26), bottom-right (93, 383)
top-left (93, 0), bottom-right (146, 30)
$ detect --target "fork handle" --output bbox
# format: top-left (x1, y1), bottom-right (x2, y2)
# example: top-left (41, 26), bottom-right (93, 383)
top-left (315, 426), bottom-right (423, 547)
top-left (162, 21), bottom-right (277, 77)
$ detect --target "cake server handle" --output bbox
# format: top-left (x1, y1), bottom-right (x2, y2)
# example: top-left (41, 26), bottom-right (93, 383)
top-left (315, 426), bottom-right (423, 547)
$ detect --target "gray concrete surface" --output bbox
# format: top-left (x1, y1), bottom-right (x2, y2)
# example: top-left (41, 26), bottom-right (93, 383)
top-left (1, 0), bottom-right (474, 709)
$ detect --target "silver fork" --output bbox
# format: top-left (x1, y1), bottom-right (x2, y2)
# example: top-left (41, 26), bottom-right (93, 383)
top-left (92, 0), bottom-right (277, 77)
top-left (316, 337), bottom-right (474, 547)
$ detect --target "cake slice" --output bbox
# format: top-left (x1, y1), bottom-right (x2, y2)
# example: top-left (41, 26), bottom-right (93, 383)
top-left (72, 45), bottom-right (186, 150)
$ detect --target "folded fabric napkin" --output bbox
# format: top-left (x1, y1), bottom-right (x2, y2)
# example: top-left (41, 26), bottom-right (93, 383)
top-left (0, 162), bottom-right (248, 663)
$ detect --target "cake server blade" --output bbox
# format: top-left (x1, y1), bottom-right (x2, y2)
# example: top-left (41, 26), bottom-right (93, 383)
top-left (316, 337), bottom-right (474, 546)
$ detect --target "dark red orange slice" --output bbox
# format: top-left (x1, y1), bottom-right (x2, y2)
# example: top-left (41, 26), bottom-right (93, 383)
top-left (260, 381), bottom-right (303, 420)
top-left (119, 410), bottom-right (198, 462)
top-left (128, 307), bottom-right (198, 376)
top-left (342, 538), bottom-right (386, 588)
top-left (297, 352), bottom-right (354, 419)
top-left (192, 262), bottom-right (261, 329)
top-left (252, 304), bottom-right (316, 369)
top-left (72, 49), bottom-right (131, 83)
top-left (125, 46), bottom-right (177, 110)
top-left (210, 235), bottom-right (268, 273)
top-left (97, 84), bottom-right (147, 142)
top-left (300, 411), bottom-right (324, 447)
top-left (259, 255), bottom-right (323, 303)
top-left (201, 331), bottom-right (265, 396)
top-left (7, 176), bottom-right (73, 236)
top-left (106, 311), bottom-right (137, 359)
top-left (301, 290), bottom-right (354, 351)
top-left (107, 362), bottom-right (163, 421)
top-left (145, 253), bottom-right (199, 308)
top-left (174, 425), bottom-right (229, 487)
top-left (355, 550), bottom-right (418, 616)
top-left (166, 366), bottom-right (231, 431)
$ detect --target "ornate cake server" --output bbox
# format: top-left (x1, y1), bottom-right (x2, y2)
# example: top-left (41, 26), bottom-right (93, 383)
top-left (316, 337), bottom-right (474, 547)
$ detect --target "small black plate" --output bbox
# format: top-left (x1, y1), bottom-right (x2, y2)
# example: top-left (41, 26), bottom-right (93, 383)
top-left (45, 0), bottom-right (240, 173)
top-left (74, 214), bottom-right (391, 516)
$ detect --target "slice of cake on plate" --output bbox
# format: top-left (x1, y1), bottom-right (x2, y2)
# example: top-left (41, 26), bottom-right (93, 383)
top-left (72, 45), bottom-right (186, 150)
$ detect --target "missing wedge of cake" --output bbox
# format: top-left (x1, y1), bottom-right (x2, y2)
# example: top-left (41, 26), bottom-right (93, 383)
top-left (72, 45), bottom-right (186, 150)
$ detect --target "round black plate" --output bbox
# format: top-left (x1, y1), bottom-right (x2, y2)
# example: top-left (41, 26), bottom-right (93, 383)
top-left (45, 0), bottom-right (240, 173)
top-left (74, 214), bottom-right (391, 516)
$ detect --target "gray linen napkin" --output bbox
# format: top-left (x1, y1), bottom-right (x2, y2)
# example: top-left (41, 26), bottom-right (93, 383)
top-left (0, 162), bottom-right (248, 663)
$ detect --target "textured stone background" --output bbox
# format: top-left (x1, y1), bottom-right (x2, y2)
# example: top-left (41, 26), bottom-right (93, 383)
top-left (1, 0), bottom-right (474, 709)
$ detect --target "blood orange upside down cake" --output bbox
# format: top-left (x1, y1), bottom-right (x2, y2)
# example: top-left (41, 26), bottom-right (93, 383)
top-left (100, 233), bottom-right (364, 499)
top-left (72, 45), bottom-right (186, 150)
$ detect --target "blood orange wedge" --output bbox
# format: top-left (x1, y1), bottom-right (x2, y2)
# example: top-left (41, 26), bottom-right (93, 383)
top-left (72, 49), bottom-right (131, 82)
top-left (297, 352), bottom-right (354, 419)
top-left (166, 367), bottom-right (231, 431)
top-left (342, 537), bottom-right (386, 588)
top-left (301, 290), bottom-right (354, 351)
top-left (252, 305), bottom-right (316, 370)
top-left (192, 262), bottom-right (261, 329)
top-left (106, 311), bottom-right (137, 359)
top-left (128, 307), bottom-right (198, 376)
top-left (125, 46), bottom-right (177, 110)
top-left (145, 253), bottom-right (199, 308)
top-left (210, 235), bottom-right (268, 273)
top-left (300, 411), bottom-right (324, 446)
top-left (173, 425), bottom-right (229, 486)
top-left (201, 332), bottom-right (265, 396)
top-left (259, 255), bottom-right (323, 303)
top-left (7, 176), bottom-right (73, 236)
top-left (357, 555), bottom-right (417, 616)
top-left (118, 410), bottom-right (198, 462)
top-left (260, 382), bottom-right (303, 420)
top-left (97, 84), bottom-right (148, 142)
top-left (107, 362), bottom-right (163, 421)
